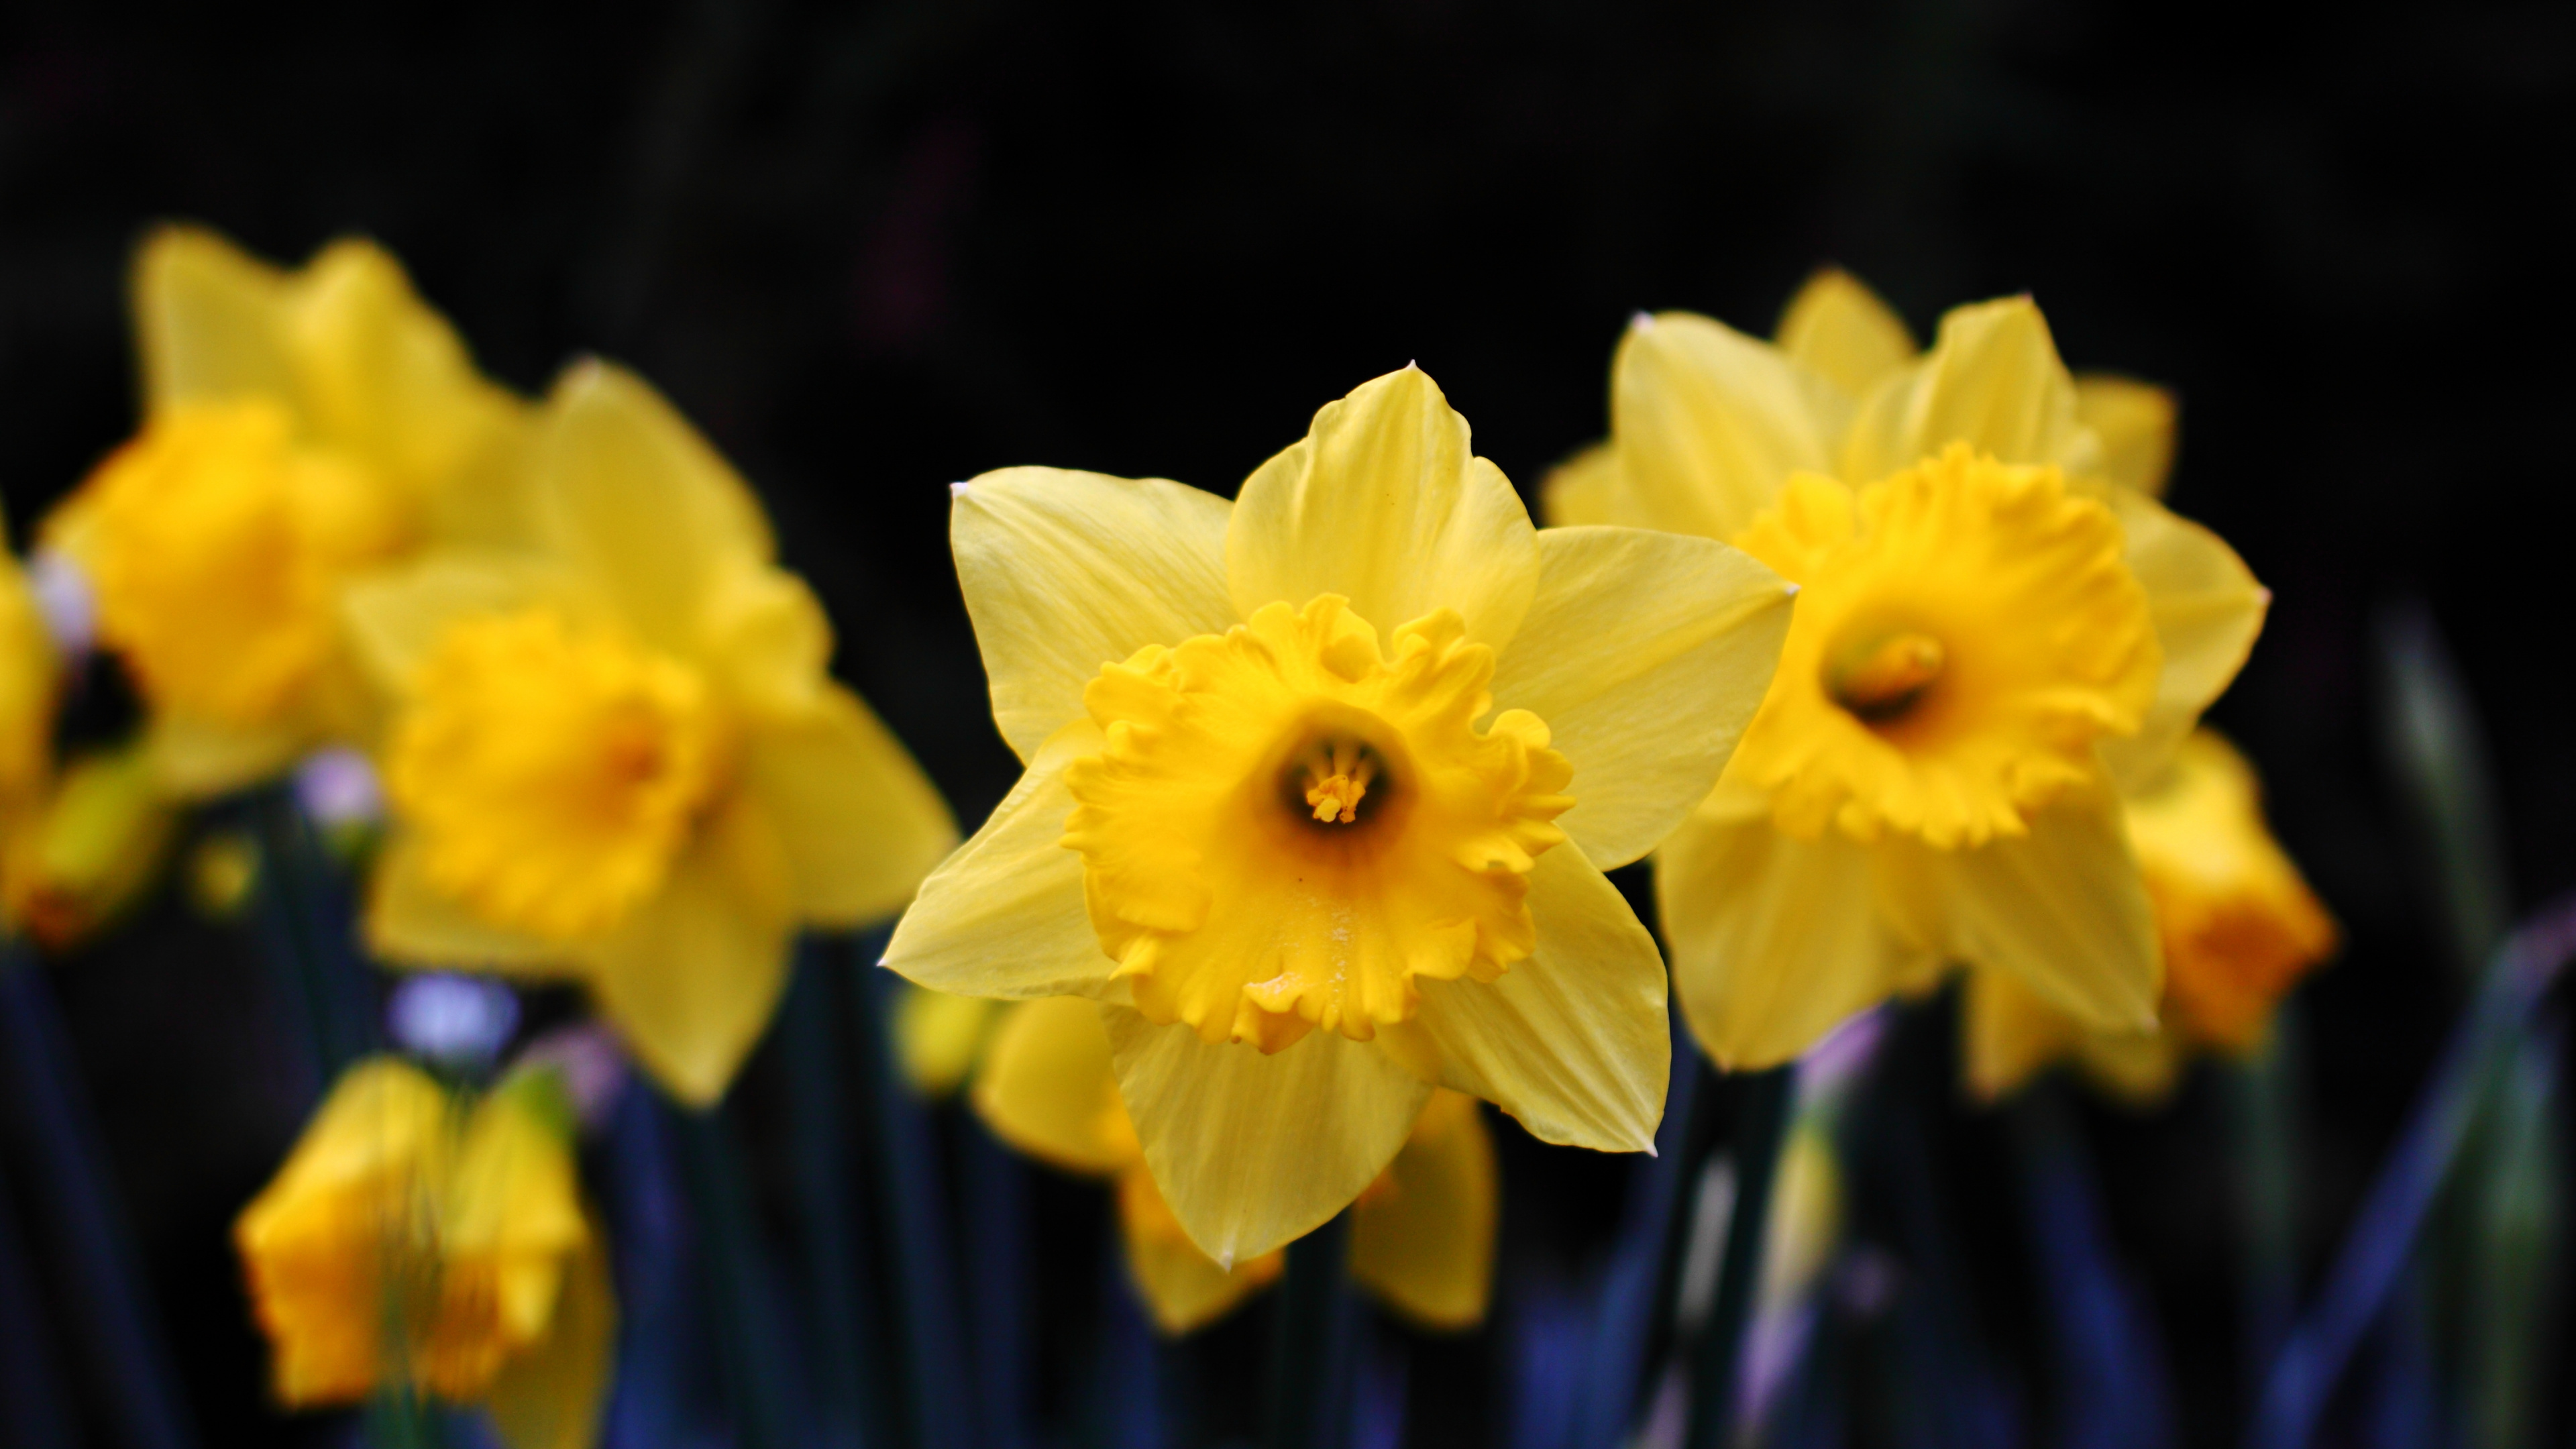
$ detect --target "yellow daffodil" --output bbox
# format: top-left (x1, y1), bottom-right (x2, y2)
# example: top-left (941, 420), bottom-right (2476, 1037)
top-left (42, 227), bottom-right (533, 797)
top-left (1549, 271), bottom-right (2268, 1069)
top-left (344, 362), bottom-right (957, 1106)
top-left (2, 743), bottom-right (182, 951)
top-left (893, 984), bottom-right (1005, 1096)
top-left (1965, 728), bottom-right (2338, 1103)
top-left (235, 1059), bottom-right (614, 1449)
top-left (976, 996), bottom-right (1497, 1334)
top-left (885, 366), bottom-right (1793, 1263)
top-left (0, 517), bottom-right (59, 855)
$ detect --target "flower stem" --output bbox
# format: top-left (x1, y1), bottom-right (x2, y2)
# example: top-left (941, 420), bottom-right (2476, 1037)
top-left (779, 945), bottom-right (888, 1449)
top-left (1263, 1208), bottom-right (1355, 1449)
top-left (1683, 1064), bottom-right (1794, 1449)
top-left (248, 786), bottom-right (375, 1085)
top-left (0, 1146), bottom-right (76, 1448)
top-left (669, 1096), bottom-right (800, 1449)
top-left (0, 936), bottom-right (198, 1449)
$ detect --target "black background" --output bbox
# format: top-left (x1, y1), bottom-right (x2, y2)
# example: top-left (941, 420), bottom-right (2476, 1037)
top-left (3, 1), bottom-right (2571, 1444)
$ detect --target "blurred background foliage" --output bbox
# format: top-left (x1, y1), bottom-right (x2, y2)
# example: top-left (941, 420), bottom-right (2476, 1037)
top-left (2, 0), bottom-right (2571, 1444)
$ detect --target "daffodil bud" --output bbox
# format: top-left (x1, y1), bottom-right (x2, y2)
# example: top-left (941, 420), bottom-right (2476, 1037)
top-left (4, 743), bottom-right (178, 951)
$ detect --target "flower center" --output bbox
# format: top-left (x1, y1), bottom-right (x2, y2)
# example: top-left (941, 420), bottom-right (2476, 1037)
top-left (386, 608), bottom-right (727, 943)
top-left (1063, 596), bottom-right (1573, 1053)
top-left (73, 400), bottom-right (413, 725)
top-left (1723, 445), bottom-right (2160, 848)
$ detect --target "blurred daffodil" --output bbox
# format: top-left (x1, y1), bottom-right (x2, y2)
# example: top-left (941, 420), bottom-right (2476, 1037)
top-left (0, 515), bottom-right (60, 868)
top-left (1, 742), bottom-right (182, 951)
top-left (44, 227), bottom-right (533, 796)
top-left (346, 363), bottom-right (957, 1106)
top-left (1550, 272), bottom-right (2267, 1069)
top-left (1966, 729), bottom-right (2338, 1103)
top-left (235, 1059), bottom-right (614, 1449)
top-left (894, 983), bottom-right (1004, 1096)
top-left (886, 366), bottom-right (1792, 1263)
top-left (976, 996), bottom-right (1497, 1333)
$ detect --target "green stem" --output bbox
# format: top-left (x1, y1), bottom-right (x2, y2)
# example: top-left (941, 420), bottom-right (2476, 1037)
top-left (670, 1099), bottom-right (798, 1449)
top-left (1684, 1065), bottom-right (1795, 1449)
top-left (1262, 1210), bottom-right (1354, 1449)
top-left (779, 945), bottom-right (884, 1449)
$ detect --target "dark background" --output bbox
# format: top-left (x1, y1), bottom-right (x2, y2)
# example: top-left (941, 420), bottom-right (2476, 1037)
top-left (3, 1), bottom-right (2571, 1445)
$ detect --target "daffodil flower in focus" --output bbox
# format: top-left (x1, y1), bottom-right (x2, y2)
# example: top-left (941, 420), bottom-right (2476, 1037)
top-left (1548, 272), bottom-right (2269, 1069)
top-left (976, 996), bottom-right (1498, 1334)
top-left (43, 228), bottom-right (532, 796)
top-left (1965, 728), bottom-right (2338, 1104)
top-left (885, 365), bottom-right (1794, 1263)
top-left (234, 1058), bottom-right (614, 1449)
top-left (345, 363), bottom-right (957, 1106)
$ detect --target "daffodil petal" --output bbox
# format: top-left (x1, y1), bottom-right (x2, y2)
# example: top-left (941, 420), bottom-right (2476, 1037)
top-left (951, 466), bottom-right (1236, 761)
top-left (481, 1226), bottom-right (617, 1449)
top-left (1960, 965), bottom-right (2081, 1102)
top-left (1118, 1173), bottom-right (1281, 1334)
top-left (1413, 844), bottom-right (1667, 1151)
top-left (2074, 374), bottom-right (2178, 498)
top-left (697, 557), bottom-right (837, 724)
top-left (880, 720), bottom-right (1116, 1000)
top-left (1349, 1092), bottom-right (1497, 1331)
top-left (132, 226), bottom-right (297, 407)
top-left (971, 997), bottom-right (1133, 1175)
top-left (1538, 443), bottom-right (1647, 529)
top-left (1879, 792), bottom-right (2160, 1032)
top-left (583, 794), bottom-right (798, 1106)
top-left (2089, 486), bottom-right (2268, 792)
top-left (1489, 527), bottom-right (1794, 869)
top-left (366, 834), bottom-right (570, 976)
top-left (1774, 269), bottom-right (1917, 397)
top-left (1226, 366), bottom-right (1539, 650)
top-left (1842, 297), bottom-right (2091, 481)
top-left (1658, 810), bottom-right (1923, 1070)
top-left (143, 710), bottom-right (307, 800)
top-left (343, 554), bottom-right (572, 691)
top-left (1105, 1003), bottom-right (1432, 1266)
top-left (1610, 311), bottom-right (1846, 541)
top-left (2074, 1028), bottom-right (2185, 1107)
top-left (740, 689), bottom-right (956, 926)
top-left (894, 987), bottom-right (1000, 1097)
top-left (539, 362), bottom-right (776, 653)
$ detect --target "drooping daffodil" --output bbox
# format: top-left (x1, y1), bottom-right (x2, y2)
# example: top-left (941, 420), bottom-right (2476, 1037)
top-left (345, 363), bottom-right (957, 1105)
top-left (43, 227), bottom-right (532, 796)
top-left (234, 1059), bottom-right (614, 1449)
top-left (1549, 271), bottom-right (2269, 1069)
top-left (1966, 728), bottom-right (2337, 1103)
top-left (885, 366), bottom-right (1794, 1264)
top-left (976, 995), bottom-right (1497, 1334)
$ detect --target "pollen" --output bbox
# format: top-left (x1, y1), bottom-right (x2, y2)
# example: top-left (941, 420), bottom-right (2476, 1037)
top-left (386, 608), bottom-right (727, 943)
top-left (1725, 445), bottom-right (2160, 849)
top-left (1062, 596), bottom-right (1574, 1051)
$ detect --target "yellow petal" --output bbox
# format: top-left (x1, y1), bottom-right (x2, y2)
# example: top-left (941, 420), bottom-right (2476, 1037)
top-left (739, 689), bottom-right (955, 926)
top-left (481, 1227), bottom-right (616, 1449)
top-left (951, 466), bottom-right (1236, 761)
top-left (2073, 374), bottom-right (2178, 498)
top-left (1960, 965), bottom-right (2084, 1102)
top-left (880, 720), bottom-right (1116, 1000)
top-left (1348, 1091), bottom-right (1497, 1330)
top-left (694, 557), bottom-right (834, 724)
top-left (1538, 443), bottom-right (1648, 529)
top-left (1841, 297), bottom-right (2090, 482)
top-left (2088, 486), bottom-right (2268, 792)
top-left (1117, 1167), bottom-right (1281, 1334)
top-left (582, 793), bottom-right (798, 1106)
top-left (1880, 791), bottom-right (2160, 1032)
top-left (1412, 844), bottom-right (1667, 1152)
top-left (1104, 1003), bottom-right (1431, 1266)
top-left (343, 554), bottom-right (574, 691)
top-left (1226, 366), bottom-right (1539, 649)
top-left (970, 997), bottom-right (1134, 1175)
top-left (1658, 809), bottom-right (1925, 1070)
top-left (131, 227), bottom-right (298, 408)
top-left (1774, 269), bottom-right (1917, 397)
top-left (894, 986), bottom-right (1001, 1097)
top-left (366, 834), bottom-right (570, 977)
top-left (142, 708), bottom-right (307, 800)
top-left (537, 362), bottom-right (775, 654)
top-left (1609, 312), bottom-right (1846, 542)
top-left (2073, 1027), bottom-right (2185, 1107)
top-left (1488, 527), bottom-right (1794, 868)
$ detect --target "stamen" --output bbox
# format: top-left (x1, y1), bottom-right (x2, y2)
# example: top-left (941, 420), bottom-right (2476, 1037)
top-left (1828, 631), bottom-right (1946, 724)
top-left (1299, 738), bottom-right (1378, 824)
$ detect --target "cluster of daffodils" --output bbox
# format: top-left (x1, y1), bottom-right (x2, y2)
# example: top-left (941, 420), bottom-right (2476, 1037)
top-left (0, 223), bottom-right (2341, 1442)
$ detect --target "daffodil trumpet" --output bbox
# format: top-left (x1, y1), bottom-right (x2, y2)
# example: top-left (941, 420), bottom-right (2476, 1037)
top-left (347, 362), bottom-right (957, 1106)
top-left (1550, 272), bottom-right (2269, 1072)
top-left (888, 364), bottom-right (1794, 1265)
